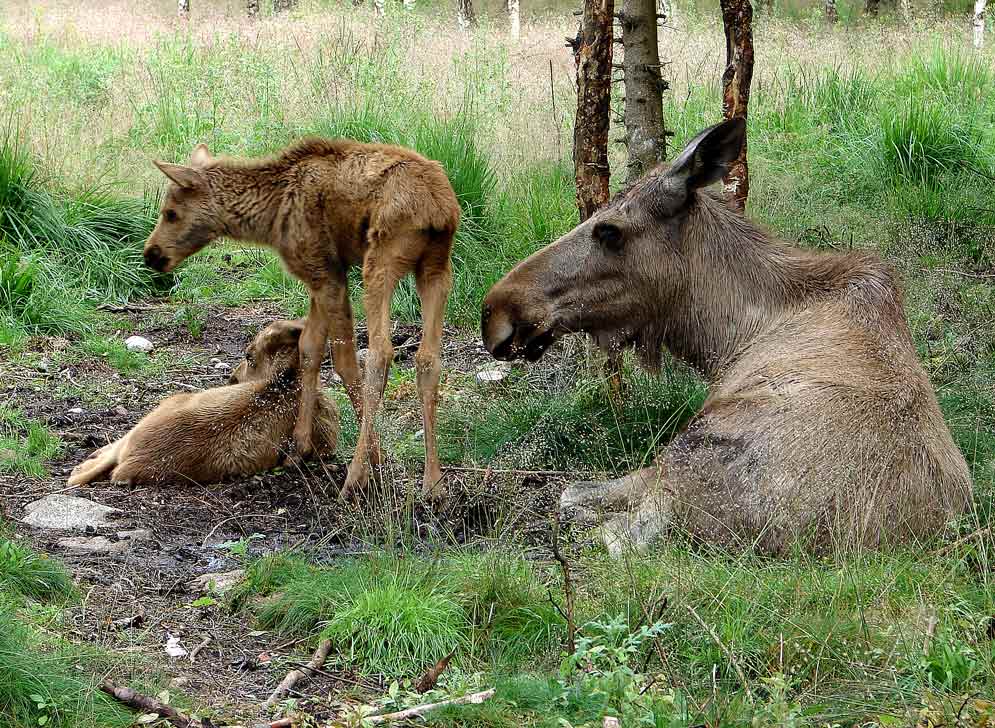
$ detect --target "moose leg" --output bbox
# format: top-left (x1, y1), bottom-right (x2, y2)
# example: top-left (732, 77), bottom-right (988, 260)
top-left (339, 254), bottom-right (401, 501)
top-left (67, 439), bottom-right (126, 486)
top-left (414, 253), bottom-right (452, 501)
top-left (601, 485), bottom-right (674, 558)
top-left (559, 465), bottom-right (659, 523)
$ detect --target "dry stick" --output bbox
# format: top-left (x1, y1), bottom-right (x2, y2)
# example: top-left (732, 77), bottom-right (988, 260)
top-left (684, 604), bottom-right (754, 704)
top-left (190, 635), bottom-right (212, 663)
top-left (444, 465), bottom-right (593, 478)
top-left (936, 526), bottom-right (993, 556)
top-left (551, 515), bottom-right (577, 655)
top-left (364, 689), bottom-right (496, 723)
top-left (99, 682), bottom-right (195, 728)
top-left (262, 639), bottom-right (333, 710)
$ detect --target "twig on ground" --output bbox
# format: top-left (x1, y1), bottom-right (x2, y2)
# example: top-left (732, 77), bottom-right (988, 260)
top-left (364, 689), bottom-right (495, 723)
top-left (444, 465), bottom-right (597, 478)
top-left (937, 526), bottom-right (993, 556)
top-left (551, 515), bottom-right (576, 656)
top-left (684, 604), bottom-right (754, 704)
top-left (923, 267), bottom-right (995, 280)
top-left (250, 719), bottom-right (293, 728)
top-left (262, 639), bottom-right (333, 710)
top-left (97, 303), bottom-right (160, 313)
top-left (99, 681), bottom-right (195, 728)
top-left (190, 635), bottom-right (212, 662)
top-left (415, 649), bottom-right (456, 693)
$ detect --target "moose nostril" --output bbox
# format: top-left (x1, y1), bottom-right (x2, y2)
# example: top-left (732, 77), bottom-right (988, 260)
top-left (143, 246), bottom-right (168, 272)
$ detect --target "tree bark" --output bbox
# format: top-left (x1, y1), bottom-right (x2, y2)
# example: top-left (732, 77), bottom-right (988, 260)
top-left (825, 0), bottom-right (838, 22)
top-left (274, 0), bottom-right (297, 10)
top-left (975, 0), bottom-right (988, 48)
top-left (247, 0), bottom-right (259, 17)
top-left (621, 0), bottom-right (668, 184)
top-left (572, 0), bottom-right (615, 222)
top-left (864, 0), bottom-right (880, 15)
top-left (457, 0), bottom-right (477, 28)
top-left (719, 0), bottom-right (753, 210)
top-left (508, 0), bottom-right (521, 38)
top-left (898, 0), bottom-right (912, 22)
top-left (178, 0), bottom-right (190, 14)
top-left (403, 0), bottom-right (415, 9)
top-left (375, 0), bottom-right (387, 15)
top-left (757, 0), bottom-right (773, 13)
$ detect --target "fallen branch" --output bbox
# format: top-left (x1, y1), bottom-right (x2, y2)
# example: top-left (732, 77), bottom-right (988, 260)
top-left (250, 719), bottom-right (293, 728)
top-left (443, 465), bottom-right (600, 478)
top-left (262, 639), bottom-right (333, 709)
top-left (551, 515), bottom-right (576, 655)
top-left (365, 689), bottom-right (495, 723)
top-left (684, 604), bottom-right (754, 704)
top-left (99, 681), bottom-right (195, 728)
top-left (414, 649), bottom-right (456, 693)
top-left (936, 526), bottom-right (993, 556)
top-left (190, 635), bottom-right (212, 662)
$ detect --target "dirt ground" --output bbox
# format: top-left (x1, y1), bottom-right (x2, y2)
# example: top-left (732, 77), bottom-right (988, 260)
top-left (0, 304), bottom-right (569, 724)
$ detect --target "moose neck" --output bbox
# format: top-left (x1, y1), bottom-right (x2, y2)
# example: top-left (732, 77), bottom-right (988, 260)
top-left (204, 162), bottom-right (289, 247)
top-left (655, 193), bottom-right (848, 379)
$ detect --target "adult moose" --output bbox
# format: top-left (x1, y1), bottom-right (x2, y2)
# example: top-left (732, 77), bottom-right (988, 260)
top-left (482, 119), bottom-right (972, 556)
top-left (144, 140), bottom-right (460, 501)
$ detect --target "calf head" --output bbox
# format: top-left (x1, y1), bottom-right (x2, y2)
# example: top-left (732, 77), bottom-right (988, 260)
top-left (229, 319), bottom-right (306, 385)
top-left (144, 144), bottom-right (223, 273)
top-left (481, 118), bottom-right (746, 362)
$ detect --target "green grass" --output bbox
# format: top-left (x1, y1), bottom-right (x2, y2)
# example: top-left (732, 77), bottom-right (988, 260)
top-left (0, 405), bottom-right (63, 478)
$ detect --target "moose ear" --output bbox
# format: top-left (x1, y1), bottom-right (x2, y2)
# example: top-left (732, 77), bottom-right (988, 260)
top-left (153, 160), bottom-right (204, 190)
top-left (190, 144), bottom-right (212, 167)
top-left (667, 118), bottom-right (746, 191)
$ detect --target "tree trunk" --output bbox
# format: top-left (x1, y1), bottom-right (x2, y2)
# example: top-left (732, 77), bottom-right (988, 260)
top-left (898, 0), bottom-right (912, 22)
top-left (825, 0), bottom-right (838, 22)
top-left (975, 0), bottom-right (987, 47)
top-left (757, 0), bottom-right (773, 13)
top-left (274, 0), bottom-right (297, 10)
top-left (572, 0), bottom-right (615, 222)
top-left (719, 0), bottom-right (753, 210)
top-left (375, 0), bottom-right (387, 15)
top-left (178, 0), bottom-right (190, 14)
top-left (864, 0), bottom-right (880, 15)
top-left (403, 0), bottom-right (415, 9)
top-left (508, 0), bottom-right (521, 38)
top-left (247, 0), bottom-right (259, 17)
top-left (621, 0), bottom-right (668, 184)
top-left (457, 0), bottom-right (477, 28)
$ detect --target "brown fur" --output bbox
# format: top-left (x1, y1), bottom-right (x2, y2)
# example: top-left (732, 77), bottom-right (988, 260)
top-left (482, 119), bottom-right (972, 556)
top-left (143, 139), bottom-right (460, 500)
top-left (68, 320), bottom-right (338, 487)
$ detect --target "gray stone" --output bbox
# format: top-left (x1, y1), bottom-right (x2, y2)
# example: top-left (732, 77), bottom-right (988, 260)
top-left (58, 536), bottom-right (129, 555)
top-left (22, 495), bottom-right (120, 531)
top-left (188, 569), bottom-right (245, 595)
top-left (124, 335), bottom-right (154, 353)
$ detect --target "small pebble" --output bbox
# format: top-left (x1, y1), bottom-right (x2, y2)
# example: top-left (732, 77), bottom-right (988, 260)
top-left (476, 370), bottom-right (506, 383)
top-left (124, 335), bottom-right (154, 353)
top-left (214, 362), bottom-right (231, 371)
top-left (68, 407), bottom-right (84, 415)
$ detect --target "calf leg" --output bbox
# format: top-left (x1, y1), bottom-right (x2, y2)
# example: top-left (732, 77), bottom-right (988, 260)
top-left (414, 254), bottom-right (451, 501)
top-left (559, 465), bottom-right (660, 523)
top-left (601, 485), bottom-right (674, 558)
top-left (294, 288), bottom-right (334, 459)
top-left (339, 253), bottom-right (402, 501)
top-left (67, 439), bottom-right (126, 486)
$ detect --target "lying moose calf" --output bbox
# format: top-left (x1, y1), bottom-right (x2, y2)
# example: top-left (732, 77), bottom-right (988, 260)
top-left (68, 320), bottom-right (339, 486)
top-left (482, 118), bottom-right (973, 556)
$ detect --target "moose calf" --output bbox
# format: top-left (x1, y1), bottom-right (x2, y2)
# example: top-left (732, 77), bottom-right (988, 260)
top-left (68, 320), bottom-right (339, 486)
top-left (143, 140), bottom-right (459, 501)
top-left (483, 118), bottom-right (973, 556)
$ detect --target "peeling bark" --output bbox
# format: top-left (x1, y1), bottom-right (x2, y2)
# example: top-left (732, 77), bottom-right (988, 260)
top-left (457, 0), bottom-right (477, 29)
top-left (178, 0), bottom-right (190, 14)
top-left (572, 0), bottom-right (615, 222)
top-left (720, 0), bottom-right (753, 210)
top-left (826, 0), bottom-right (838, 22)
top-left (508, 0), bottom-right (521, 38)
top-left (621, 0), bottom-right (668, 184)
top-left (864, 0), bottom-right (880, 15)
top-left (247, 0), bottom-right (259, 17)
top-left (975, 0), bottom-right (988, 48)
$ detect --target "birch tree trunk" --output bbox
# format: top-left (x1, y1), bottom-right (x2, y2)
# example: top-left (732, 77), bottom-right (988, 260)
top-left (508, 0), bottom-right (521, 39)
top-left (975, 0), bottom-right (987, 48)
top-left (178, 0), bottom-right (190, 15)
top-left (898, 0), bottom-right (912, 23)
top-left (864, 0), bottom-right (880, 15)
top-left (572, 0), bottom-right (615, 222)
top-left (457, 0), bottom-right (477, 28)
top-left (274, 0), bottom-right (297, 10)
top-left (403, 0), bottom-right (415, 9)
top-left (658, 0), bottom-right (676, 23)
top-left (621, 0), bottom-right (668, 184)
top-left (719, 0), bottom-right (754, 210)
top-left (825, 0), bottom-right (838, 22)
top-left (247, 0), bottom-right (259, 17)
top-left (375, 0), bottom-right (387, 15)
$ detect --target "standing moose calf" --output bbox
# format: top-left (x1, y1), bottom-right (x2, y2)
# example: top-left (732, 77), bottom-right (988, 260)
top-left (144, 140), bottom-right (460, 501)
top-left (482, 119), bottom-right (973, 556)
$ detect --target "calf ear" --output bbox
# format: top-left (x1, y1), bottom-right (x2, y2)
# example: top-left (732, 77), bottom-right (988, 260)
top-left (666, 118), bottom-right (746, 191)
top-left (190, 143), bottom-right (212, 167)
top-left (153, 160), bottom-right (204, 190)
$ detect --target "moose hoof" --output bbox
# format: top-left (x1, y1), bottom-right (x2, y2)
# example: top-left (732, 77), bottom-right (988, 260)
top-left (600, 498), bottom-right (671, 559)
top-left (339, 469), bottom-right (369, 503)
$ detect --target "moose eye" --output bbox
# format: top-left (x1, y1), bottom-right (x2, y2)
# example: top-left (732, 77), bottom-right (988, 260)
top-left (593, 222), bottom-right (624, 252)
top-left (163, 209), bottom-right (178, 223)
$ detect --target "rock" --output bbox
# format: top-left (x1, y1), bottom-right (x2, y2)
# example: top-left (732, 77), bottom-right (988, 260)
top-left (57, 536), bottom-right (129, 555)
top-left (165, 635), bottom-right (188, 659)
top-left (357, 348), bottom-right (370, 366)
top-left (113, 405), bottom-right (128, 417)
top-left (188, 569), bottom-right (246, 595)
top-left (117, 528), bottom-right (152, 542)
top-left (414, 429), bottom-right (425, 440)
top-left (68, 407), bottom-right (84, 415)
top-left (169, 677), bottom-right (190, 689)
top-left (214, 361), bottom-right (231, 371)
top-left (22, 495), bottom-right (120, 531)
top-left (476, 369), bottom-right (506, 383)
top-left (124, 335), bottom-right (154, 353)
top-left (37, 357), bottom-right (51, 372)
top-left (210, 357), bottom-right (221, 364)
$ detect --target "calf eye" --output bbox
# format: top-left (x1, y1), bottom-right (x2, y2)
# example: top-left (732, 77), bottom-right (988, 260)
top-left (163, 209), bottom-right (178, 223)
top-left (593, 222), bottom-right (624, 252)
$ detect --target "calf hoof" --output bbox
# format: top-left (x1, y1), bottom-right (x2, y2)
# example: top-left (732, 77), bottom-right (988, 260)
top-left (339, 467), bottom-right (369, 503)
top-left (421, 469), bottom-right (447, 504)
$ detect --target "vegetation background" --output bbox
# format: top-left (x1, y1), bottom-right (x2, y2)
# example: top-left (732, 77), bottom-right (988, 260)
top-left (0, 0), bottom-right (993, 726)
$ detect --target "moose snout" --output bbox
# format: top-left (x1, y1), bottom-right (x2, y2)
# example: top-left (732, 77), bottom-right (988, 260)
top-left (481, 301), bottom-right (516, 360)
top-left (143, 245), bottom-right (169, 272)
